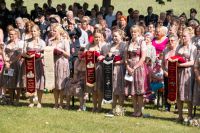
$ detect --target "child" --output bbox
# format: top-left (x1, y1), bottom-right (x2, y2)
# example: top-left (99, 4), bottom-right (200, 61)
top-left (150, 60), bottom-right (164, 92)
top-left (64, 48), bottom-right (86, 111)
top-left (150, 59), bottom-right (164, 107)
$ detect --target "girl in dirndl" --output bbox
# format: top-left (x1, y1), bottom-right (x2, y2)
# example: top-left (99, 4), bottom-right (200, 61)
top-left (175, 27), bottom-right (197, 122)
top-left (125, 25), bottom-right (146, 117)
top-left (23, 25), bottom-right (46, 108)
top-left (47, 23), bottom-right (70, 109)
top-left (108, 29), bottom-right (126, 111)
top-left (64, 47), bottom-right (85, 111)
top-left (85, 29), bottom-right (107, 112)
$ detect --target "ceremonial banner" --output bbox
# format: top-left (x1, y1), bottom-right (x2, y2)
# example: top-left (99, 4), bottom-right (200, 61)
top-left (167, 61), bottom-right (177, 104)
top-left (25, 51), bottom-right (36, 95)
top-left (44, 46), bottom-right (55, 91)
top-left (85, 51), bottom-right (95, 87)
top-left (103, 56), bottom-right (114, 103)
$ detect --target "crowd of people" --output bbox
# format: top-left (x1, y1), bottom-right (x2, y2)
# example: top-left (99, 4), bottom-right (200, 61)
top-left (0, 0), bottom-right (200, 123)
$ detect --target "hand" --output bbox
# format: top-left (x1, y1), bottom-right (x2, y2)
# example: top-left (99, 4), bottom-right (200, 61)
top-left (164, 71), bottom-right (168, 77)
top-left (97, 55), bottom-right (104, 61)
top-left (30, 54), bottom-right (35, 58)
top-left (114, 61), bottom-right (121, 64)
top-left (5, 62), bottom-right (10, 69)
top-left (55, 48), bottom-right (63, 53)
top-left (168, 58), bottom-right (178, 62)
top-left (108, 52), bottom-right (113, 57)
top-left (177, 63), bottom-right (181, 67)
top-left (71, 48), bottom-right (75, 54)
top-left (127, 67), bottom-right (134, 75)
top-left (197, 76), bottom-right (200, 84)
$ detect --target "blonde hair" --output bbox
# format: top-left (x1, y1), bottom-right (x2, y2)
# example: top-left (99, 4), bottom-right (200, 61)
top-left (52, 23), bottom-right (65, 34)
top-left (23, 18), bottom-right (30, 24)
top-left (183, 26), bottom-right (195, 37)
top-left (31, 25), bottom-right (41, 37)
top-left (52, 23), bottom-right (69, 39)
top-left (130, 25), bottom-right (142, 35)
top-left (157, 26), bottom-right (168, 36)
top-left (82, 16), bottom-right (91, 24)
top-left (8, 28), bottom-right (20, 39)
top-left (112, 28), bottom-right (125, 40)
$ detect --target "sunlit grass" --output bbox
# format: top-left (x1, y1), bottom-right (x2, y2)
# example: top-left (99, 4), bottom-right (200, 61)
top-left (0, 93), bottom-right (200, 133)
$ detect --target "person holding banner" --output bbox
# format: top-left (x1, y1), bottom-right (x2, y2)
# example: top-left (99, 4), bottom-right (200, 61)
top-left (108, 29), bottom-right (126, 112)
top-left (175, 27), bottom-right (197, 122)
top-left (64, 47), bottom-right (85, 111)
top-left (2, 28), bottom-right (24, 105)
top-left (125, 25), bottom-right (146, 117)
top-left (23, 25), bottom-right (46, 108)
top-left (85, 30), bottom-right (107, 112)
top-left (162, 34), bottom-right (178, 111)
top-left (47, 24), bottom-right (70, 109)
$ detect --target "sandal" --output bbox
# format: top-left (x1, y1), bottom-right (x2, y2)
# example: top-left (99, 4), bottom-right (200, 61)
top-left (28, 103), bottom-right (34, 108)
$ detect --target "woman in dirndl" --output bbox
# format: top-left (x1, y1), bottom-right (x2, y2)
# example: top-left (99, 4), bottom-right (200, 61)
top-left (175, 27), bottom-right (197, 122)
top-left (23, 25), bottom-right (46, 108)
top-left (85, 29), bottom-right (107, 112)
top-left (2, 28), bottom-right (24, 105)
top-left (108, 28), bottom-right (126, 111)
top-left (47, 23), bottom-right (70, 109)
top-left (125, 25), bottom-right (146, 117)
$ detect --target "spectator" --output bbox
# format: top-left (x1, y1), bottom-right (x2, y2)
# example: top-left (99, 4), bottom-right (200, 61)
top-left (145, 6), bottom-right (158, 26)
top-left (105, 5), bottom-right (116, 29)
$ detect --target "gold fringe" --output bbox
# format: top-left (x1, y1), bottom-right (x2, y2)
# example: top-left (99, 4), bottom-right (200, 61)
top-left (26, 92), bottom-right (35, 97)
top-left (86, 82), bottom-right (95, 88)
top-left (167, 99), bottom-right (176, 105)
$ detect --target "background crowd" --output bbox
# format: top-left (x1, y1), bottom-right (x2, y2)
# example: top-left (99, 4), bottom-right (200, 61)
top-left (0, 0), bottom-right (200, 123)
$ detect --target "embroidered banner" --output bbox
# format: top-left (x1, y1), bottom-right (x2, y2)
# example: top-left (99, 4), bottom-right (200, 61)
top-left (167, 61), bottom-right (177, 104)
top-left (44, 46), bottom-right (55, 91)
top-left (85, 51), bottom-right (95, 87)
top-left (103, 56), bottom-right (114, 103)
top-left (25, 51), bottom-right (36, 95)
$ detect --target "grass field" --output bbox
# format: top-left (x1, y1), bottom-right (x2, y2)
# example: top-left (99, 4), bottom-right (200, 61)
top-left (6, 0), bottom-right (200, 20)
top-left (0, 93), bottom-right (200, 133)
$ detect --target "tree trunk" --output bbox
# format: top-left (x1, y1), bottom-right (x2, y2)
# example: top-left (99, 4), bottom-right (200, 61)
top-left (102, 0), bottom-right (111, 13)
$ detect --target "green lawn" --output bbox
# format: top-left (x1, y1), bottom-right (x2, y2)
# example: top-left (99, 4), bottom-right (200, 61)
top-left (0, 93), bottom-right (200, 133)
top-left (6, 0), bottom-right (200, 20)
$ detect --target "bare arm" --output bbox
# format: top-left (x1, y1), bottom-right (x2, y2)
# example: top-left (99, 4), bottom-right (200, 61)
top-left (133, 41), bottom-right (146, 69)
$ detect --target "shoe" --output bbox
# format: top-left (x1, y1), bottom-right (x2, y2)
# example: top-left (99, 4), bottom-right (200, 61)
top-left (176, 117), bottom-right (184, 123)
top-left (165, 107), bottom-right (170, 112)
top-left (135, 112), bottom-right (143, 117)
top-left (37, 103), bottom-right (42, 108)
top-left (92, 108), bottom-right (97, 113)
top-left (53, 105), bottom-right (59, 109)
top-left (28, 103), bottom-right (34, 108)
top-left (77, 108), bottom-right (83, 112)
top-left (58, 105), bottom-right (63, 109)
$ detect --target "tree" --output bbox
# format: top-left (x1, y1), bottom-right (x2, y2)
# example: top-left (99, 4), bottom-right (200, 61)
top-left (102, 0), bottom-right (111, 13)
